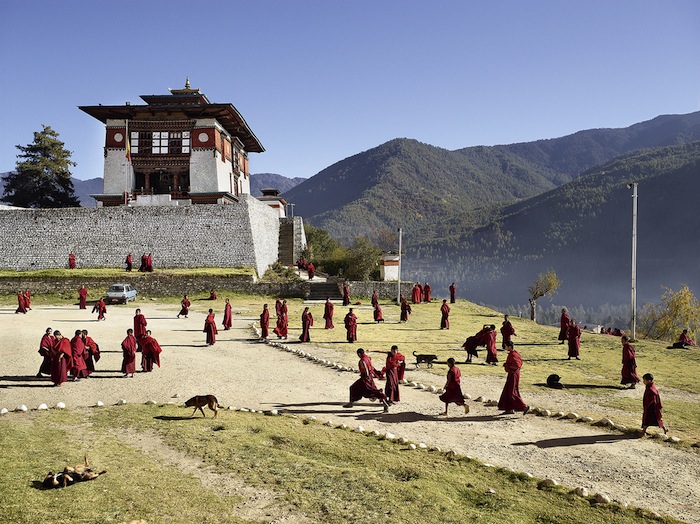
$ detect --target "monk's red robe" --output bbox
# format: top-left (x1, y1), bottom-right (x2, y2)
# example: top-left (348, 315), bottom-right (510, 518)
top-left (371, 292), bottom-right (379, 307)
top-left (83, 336), bottom-right (100, 372)
top-left (204, 313), bottom-right (218, 345)
top-left (423, 283), bottom-right (432, 302)
top-left (449, 283), bottom-right (456, 303)
top-left (642, 383), bottom-right (665, 430)
top-left (15, 293), bottom-right (27, 314)
top-left (679, 332), bottom-right (695, 346)
top-left (342, 285), bottom-right (350, 306)
top-left (141, 335), bottom-right (161, 371)
top-left (500, 321), bottom-right (516, 348)
top-left (485, 330), bottom-right (498, 363)
top-left (139, 254), bottom-right (148, 272)
top-left (274, 313), bottom-right (288, 338)
top-left (23, 291), bottom-right (31, 309)
top-left (621, 342), bottom-right (640, 385)
top-left (68, 253), bottom-right (76, 269)
top-left (222, 302), bottom-right (232, 330)
top-left (121, 334), bottom-right (137, 375)
top-left (349, 354), bottom-right (386, 402)
top-left (38, 334), bottom-right (54, 376)
top-left (134, 313), bottom-right (148, 339)
top-left (558, 312), bottom-right (570, 341)
top-left (567, 324), bottom-right (582, 358)
top-left (323, 300), bottom-right (334, 329)
top-left (299, 311), bottom-right (313, 342)
top-left (70, 334), bottom-right (90, 378)
top-left (125, 254), bottom-right (132, 271)
top-left (411, 284), bottom-right (422, 304)
top-left (145, 255), bottom-right (153, 272)
top-left (96, 300), bottom-right (107, 320)
top-left (260, 307), bottom-right (270, 338)
top-left (78, 287), bottom-right (88, 309)
top-left (498, 350), bottom-right (527, 411)
top-left (307, 263), bottom-right (315, 279)
top-left (209, 290), bottom-right (217, 300)
top-left (373, 304), bottom-right (383, 322)
top-left (400, 300), bottom-right (412, 322)
top-left (179, 298), bottom-right (190, 317)
top-left (440, 303), bottom-right (450, 329)
top-left (50, 337), bottom-right (71, 386)
top-left (439, 365), bottom-right (465, 405)
top-left (344, 312), bottom-right (357, 342)
top-left (384, 352), bottom-right (405, 402)
top-left (275, 299), bottom-right (282, 316)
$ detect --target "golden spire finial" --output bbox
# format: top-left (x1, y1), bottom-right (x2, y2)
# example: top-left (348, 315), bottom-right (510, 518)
top-left (185, 77), bottom-right (190, 89)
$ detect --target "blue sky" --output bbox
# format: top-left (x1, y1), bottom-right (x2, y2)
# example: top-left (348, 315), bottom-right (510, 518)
top-left (1, 1), bottom-right (699, 181)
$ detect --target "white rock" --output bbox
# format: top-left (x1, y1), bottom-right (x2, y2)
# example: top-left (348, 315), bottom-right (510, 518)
top-left (172, 393), bottom-right (180, 398)
top-left (614, 424), bottom-right (628, 432)
top-left (410, 381), bottom-right (418, 387)
top-left (340, 423), bottom-right (347, 429)
top-left (385, 432), bottom-right (396, 440)
top-left (565, 412), bottom-right (580, 419)
top-left (543, 410), bottom-right (552, 417)
top-left (95, 401), bottom-right (104, 407)
top-left (399, 437), bottom-right (409, 444)
top-left (373, 430), bottom-right (381, 436)
top-left (524, 472), bottom-right (533, 478)
top-left (555, 411), bottom-right (565, 417)
top-left (539, 479), bottom-right (559, 488)
top-left (309, 415), bottom-right (316, 421)
top-left (55, 402), bottom-right (66, 409)
top-left (594, 418), bottom-right (613, 427)
top-left (227, 406), bottom-right (236, 410)
top-left (270, 409), bottom-right (279, 416)
top-left (145, 400), bottom-right (157, 405)
top-left (37, 403), bottom-right (49, 410)
top-left (15, 405), bottom-right (28, 412)
top-left (418, 442), bottom-right (427, 449)
top-left (658, 433), bottom-right (670, 441)
top-left (580, 416), bottom-right (593, 423)
top-left (116, 399), bottom-right (127, 405)
top-left (475, 396), bottom-right (485, 402)
top-left (240, 408), bottom-right (250, 412)
top-left (250, 409), bottom-right (257, 413)
top-left (575, 487), bottom-right (589, 497)
top-left (431, 446), bottom-right (442, 452)
top-left (429, 386), bottom-right (438, 393)
top-left (463, 393), bottom-right (471, 400)
top-left (408, 443), bottom-right (417, 450)
top-left (594, 493), bottom-right (611, 504)
top-left (0, 407), bottom-right (8, 415)
top-left (356, 426), bottom-right (365, 432)
top-left (325, 420), bottom-right (334, 427)
top-left (483, 463), bottom-right (494, 468)
top-left (418, 383), bottom-right (427, 390)
top-left (670, 436), bottom-right (681, 443)
top-left (487, 488), bottom-right (496, 494)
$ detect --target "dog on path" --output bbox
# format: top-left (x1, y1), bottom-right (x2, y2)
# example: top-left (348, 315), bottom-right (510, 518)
top-left (185, 395), bottom-right (223, 418)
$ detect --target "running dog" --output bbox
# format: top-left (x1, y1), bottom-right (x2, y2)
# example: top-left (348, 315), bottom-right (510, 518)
top-left (185, 394), bottom-right (223, 418)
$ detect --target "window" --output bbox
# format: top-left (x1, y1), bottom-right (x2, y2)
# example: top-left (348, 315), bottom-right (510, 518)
top-left (130, 130), bottom-right (190, 155)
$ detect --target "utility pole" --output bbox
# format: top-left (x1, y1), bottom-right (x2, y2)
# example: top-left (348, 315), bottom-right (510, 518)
top-left (397, 228), bottom-right (402, 304)
top-left (628, 182), bottom-right (638, 340)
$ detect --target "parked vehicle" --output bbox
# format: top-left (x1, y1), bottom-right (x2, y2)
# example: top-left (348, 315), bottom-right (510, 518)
top-left (106, 283), bottom-right (137, 304)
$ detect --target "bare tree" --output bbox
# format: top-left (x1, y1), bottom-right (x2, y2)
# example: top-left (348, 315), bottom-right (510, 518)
top-left (528, 270), bottom-right (561, 323)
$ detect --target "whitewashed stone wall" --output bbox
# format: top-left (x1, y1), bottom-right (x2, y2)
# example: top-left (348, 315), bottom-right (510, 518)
top-left (0, 195), bottom-right (280, 277)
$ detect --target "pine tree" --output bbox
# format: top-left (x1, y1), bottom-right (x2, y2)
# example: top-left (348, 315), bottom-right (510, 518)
top-left (2, 125), bottom-right (80, 208)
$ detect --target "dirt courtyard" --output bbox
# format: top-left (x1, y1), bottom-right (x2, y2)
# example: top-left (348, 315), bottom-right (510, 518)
top-left (2, 303), bottom-right (699, 524)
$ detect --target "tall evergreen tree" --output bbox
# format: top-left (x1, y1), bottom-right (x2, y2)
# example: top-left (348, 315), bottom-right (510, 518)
top-left (2, 125), bottom-right (80, 208)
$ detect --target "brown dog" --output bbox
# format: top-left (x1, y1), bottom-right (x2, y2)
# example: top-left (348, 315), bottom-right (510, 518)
top-left (185, 395), bottom-right (223, 418)
top-left (42, 457), bottom-right (107, 489)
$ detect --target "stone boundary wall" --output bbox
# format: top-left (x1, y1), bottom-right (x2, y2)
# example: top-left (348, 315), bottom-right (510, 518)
top-left (0, 195), bottom-right (279, 277)
top-left (340, 281), bottom-right (415, 300)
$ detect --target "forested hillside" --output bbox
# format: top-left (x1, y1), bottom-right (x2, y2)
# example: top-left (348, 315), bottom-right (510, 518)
top-left (404, 141), bottom-right (700, 309)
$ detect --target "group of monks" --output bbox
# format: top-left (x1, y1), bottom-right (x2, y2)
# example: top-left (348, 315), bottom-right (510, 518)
top-left (557, 308), bottom-right (582, 360)
top-left (15, 288), bottom-right (31, 313)
top-left (410, 282), bottom-right (433, 304)
top-left (296, 258), bottom-right (315, 280)
top-left (37, 327), bottom-right (101, 386)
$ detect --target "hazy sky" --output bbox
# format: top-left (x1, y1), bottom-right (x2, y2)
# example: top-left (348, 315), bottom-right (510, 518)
top-left (1, 1), bottom-right (698, 181)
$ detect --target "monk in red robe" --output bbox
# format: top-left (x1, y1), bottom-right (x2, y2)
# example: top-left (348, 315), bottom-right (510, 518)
top-left (178, 295), bottom-right (190, 318)
top-left (78, 285), bottom-right (88, 309)
top-left (449, 282), bottom-right (456, 303)
top-left (209, 289), bottom-right (217, 300)
top-left (641, 373), bottom-right (667, 435)
top-left (121, 328), bottom-right (137, 377)
top-left (373, 303), bottom-right (384, 322)
top-left (23, 289), bottom-right (31, 310)
top-left (440, 299), bottom-right (450, 329)
top-left (280, 299), bottom-right (288, 317)
top-left (400, 298), bottom-right (412, 322)
top-left (145, 253), bottom-right (154, 272)
top-left (222, 298), bottom-right (232, 330)
top-left (323, 298), bottom-right (334, 329)
top-left (344, 348), bottom-right (389, 412)
top-left (439, 358), bottom-right (469, 416)
top-left (558, 308), bottom-right (570, 344)
top-left (371, 291), bottom-right (379, 308)
top-left (423, 282), bottom-right (432, 302)
top-left (567, 320), bottom-right (582, 360)
top-left (37, 327), bottom-right (54, 377)
top-left (125, 253), bottom-right (133, 272)
top-left (383, 345), bottom-right (405, 403)
top-left (485, 325), bottom-right (498, 365)
top-left (299, 307), bottom-right (313, 342)
top-left (50, 330), bottom-right (71, 386)
top-left (96, 297), bottom-right (107, 321)
top-left (259, 304), bottom-right (270, 339)
top-left (68, 252), bottom-right (76, 269)
top-left (342, 284), bottom-right (350, 306)
top-left (70, 330), bottom-right (90, 380)
top-left (620, 335), bottom-right (640, 388)
top-left (141, 330), bottom-right (162, 371)
top-left (204, 309), bottom-right (218, 345)
top-left (15, 291), bottom-right (27, 314)
top-left (676, 329), bottom-right (696, 347)
top-left (500, 315), bottom-right (516, 349)
top-left (307, 262), bottom-right (315, 280)
top-left (498, 341), bottom-right (529, 414)
top-left (275, 299), bottom-right (282, 316)
top-left (82, 329), bottom-right (100, 373)
top-left (344, 308), bottom-right (358, 343)
top-left (139, 253), bottom-right (148, 272)
top-left (411, 283), bottom-right (422, 304)
top-left (274, 310), bottom-right (289, 339)
top-left (134, 308), bottom-right (148, 339)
